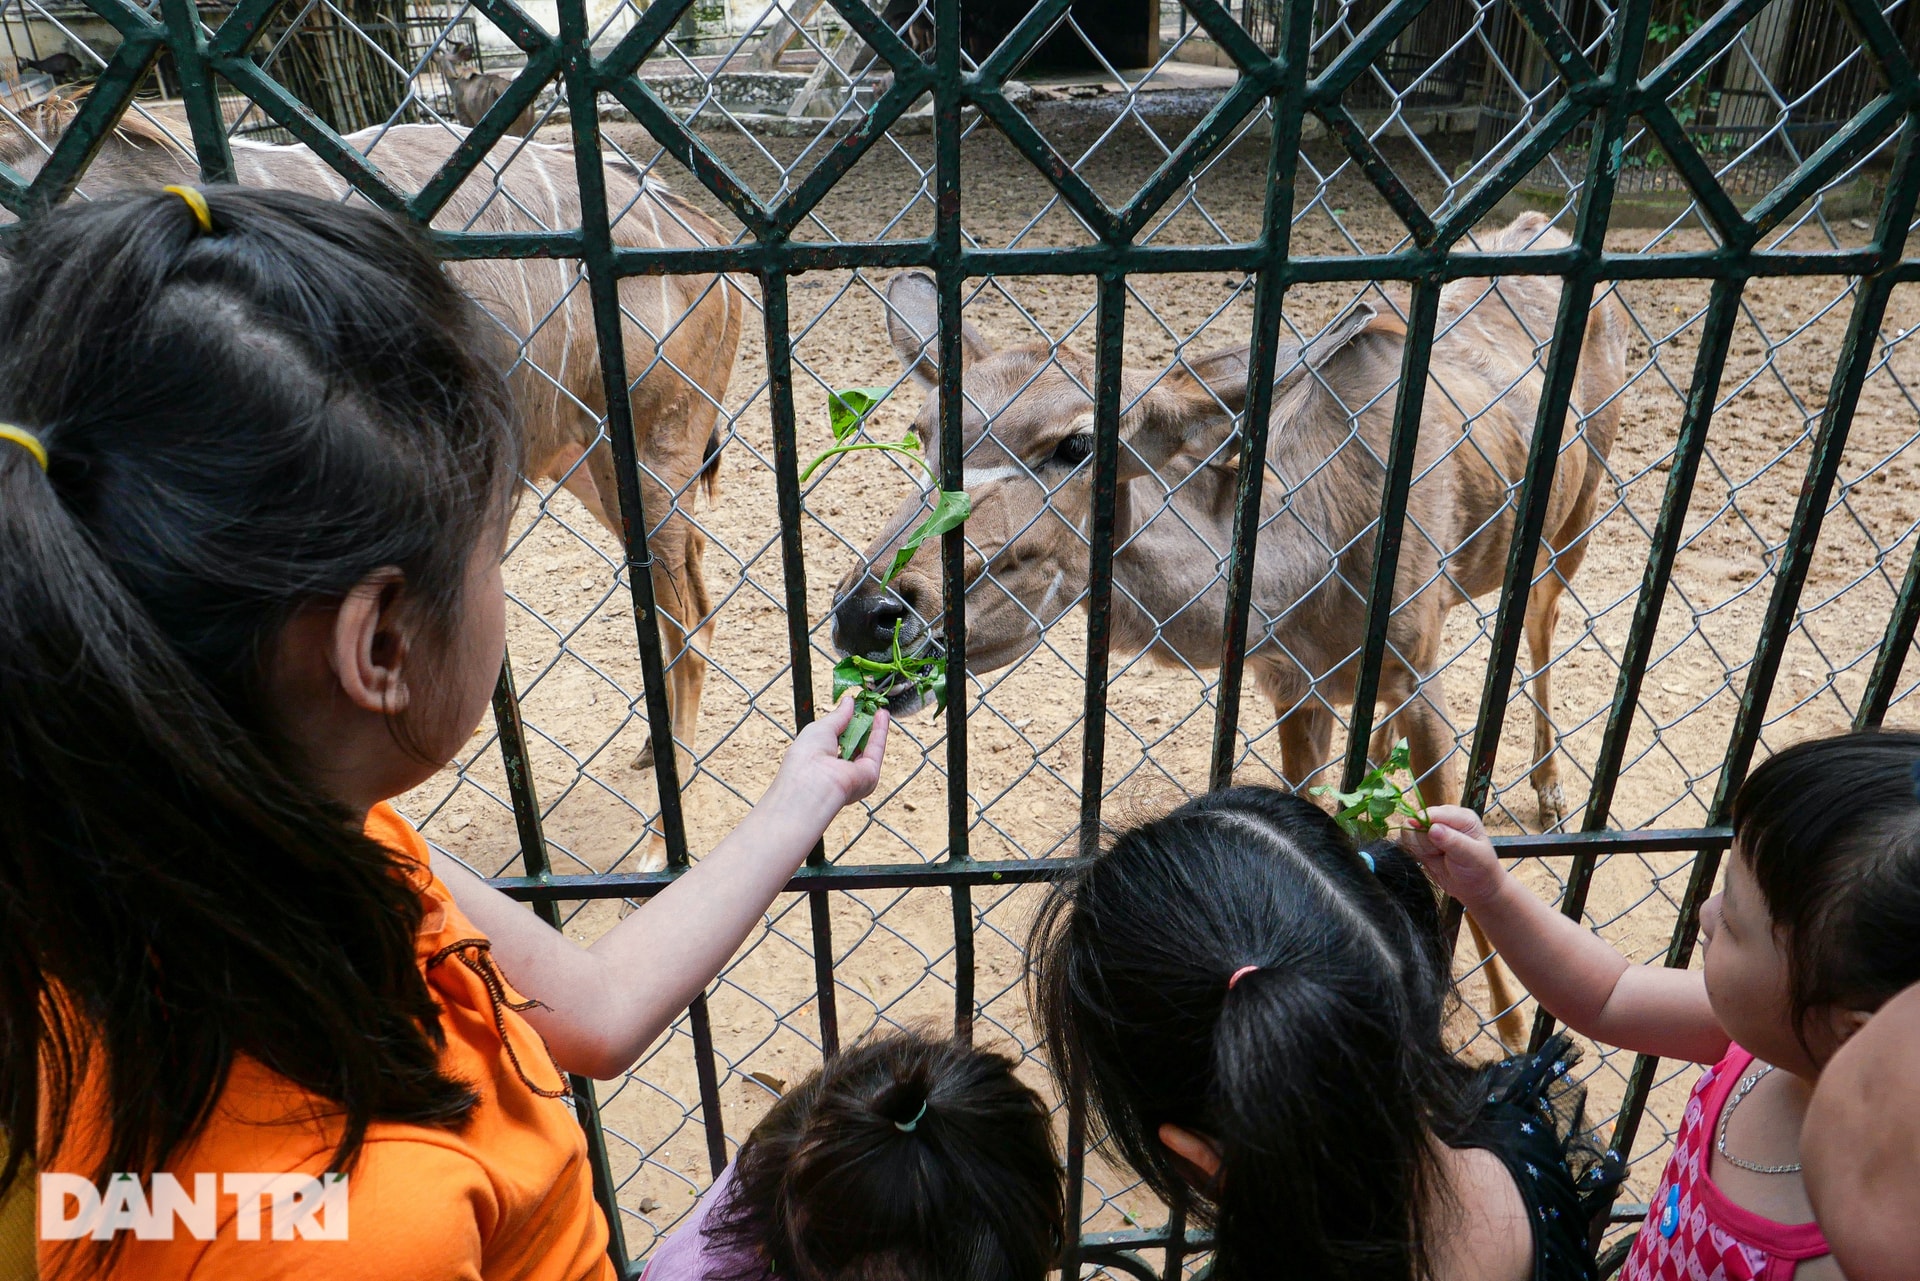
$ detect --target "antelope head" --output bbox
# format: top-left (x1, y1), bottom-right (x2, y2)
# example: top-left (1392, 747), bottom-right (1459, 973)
top-left (829, 271), bottom-right (1239, 716)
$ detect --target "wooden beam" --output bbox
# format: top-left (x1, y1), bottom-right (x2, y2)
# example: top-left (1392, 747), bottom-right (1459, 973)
top-left (750, 0), bottom-right (827, 71)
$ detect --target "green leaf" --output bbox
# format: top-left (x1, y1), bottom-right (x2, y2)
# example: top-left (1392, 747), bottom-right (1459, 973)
top-left (828, 387), bottom-right (890, 443)
top-left (837, 708), bottom-right (874, 759)
top-left (883, 489), bottom-right (972, 585)
top-left (838, 688), bottom-right (885, 759)
top-left (920, 660), bottom-right (948, 715)
top-left (1314, 738), bottom-right (1431, 840)
top-left (1310, 783), bottom-right (1365, 810)
top-left (832, 656), bottom-right (865, 704)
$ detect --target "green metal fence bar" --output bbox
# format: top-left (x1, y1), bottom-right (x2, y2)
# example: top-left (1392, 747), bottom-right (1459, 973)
top-left (1858, 536), bottom-right (1920, 729)
top-left (161, 0), bottom-right (235, 182)
top-left (760, 269), bottom-right (844, 1056)
top-left (1528, 279), bottom-right (1749, 1053)
top-left (1462, 0), bottom-right (1646, 812)
top-left (1077, 276), bottom-right (1131, 849)
top-left (7, 32), bottom-right (161, 212)
top-left (533, 239), bottom-right (1902, 279)
top-left (1206, 0), bottom-right (1310, 791)
top-left (484, 828), bottom-right (1739, 904)
top-left (934, 0), bottom-right (975, 1039)
top-left (561, 0), bottom-right (690, 872)
top-left (1341, 280), bottom-right (1444, 792)
top-left (491, 656), bottom-right (558, 927)
top-left (495, 559), bottom-right (631, 1273)
top-left (557, 0), bottom-right (731, 1207)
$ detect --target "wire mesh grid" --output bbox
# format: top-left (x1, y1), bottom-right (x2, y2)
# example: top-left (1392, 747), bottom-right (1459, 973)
top-left (4, 0), bottom-right (1918, 1273)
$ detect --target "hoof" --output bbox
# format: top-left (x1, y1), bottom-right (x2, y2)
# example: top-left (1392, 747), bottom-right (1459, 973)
top-left (619, 838), bottom-right (668, 910)
top-left (1536, 782), bottom-right (1566, 830)
top-left (631, 738), bottom-right (657, 773)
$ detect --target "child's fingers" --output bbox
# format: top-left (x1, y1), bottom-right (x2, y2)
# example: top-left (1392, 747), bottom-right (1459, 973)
top-left (806, 692), bottom-right (857, 740)
top-left (1421, 804), bottom-right (1486, 839)
top-left (855, 710), bottom-right (889, 770)
top-left (1396, 823), bottom-right (1437, 858)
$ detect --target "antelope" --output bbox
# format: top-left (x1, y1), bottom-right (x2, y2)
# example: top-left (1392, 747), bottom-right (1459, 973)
top-left (2, 103), bottom-right (744, 851)
top-left (433, 41), bottom-right (537, 137)
top-left (830, 212), bottom-right (1628, 1048)
top-left (19, 52), bottom-right (86, 83)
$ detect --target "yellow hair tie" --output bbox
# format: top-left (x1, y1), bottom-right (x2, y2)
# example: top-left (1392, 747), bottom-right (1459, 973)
top-left (0, 424), bottom-right (48, 472)
top-left (162, 184), bottom-right (213, 234)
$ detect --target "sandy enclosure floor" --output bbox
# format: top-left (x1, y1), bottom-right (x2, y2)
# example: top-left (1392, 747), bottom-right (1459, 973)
top-left (396, 97), bottom-right (1920, 1258)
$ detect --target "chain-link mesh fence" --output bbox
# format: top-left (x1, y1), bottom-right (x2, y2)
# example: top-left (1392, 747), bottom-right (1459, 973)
top-left (5, 0), bottom-right (1917, 1272)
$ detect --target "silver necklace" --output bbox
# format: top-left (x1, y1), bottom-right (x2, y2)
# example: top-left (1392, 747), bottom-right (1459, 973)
top-left (1715, 1062), bottom-right (1802, 1175)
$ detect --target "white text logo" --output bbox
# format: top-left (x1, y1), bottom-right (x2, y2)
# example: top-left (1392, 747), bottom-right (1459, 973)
top-left (39, 1173), bottom-right (349, 1241)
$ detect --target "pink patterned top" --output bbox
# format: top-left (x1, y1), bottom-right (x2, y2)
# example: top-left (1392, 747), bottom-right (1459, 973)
top-left (1621, 1044), bottom-right (1829, 1281)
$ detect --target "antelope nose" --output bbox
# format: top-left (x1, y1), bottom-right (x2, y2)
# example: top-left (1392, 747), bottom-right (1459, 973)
top-left (834, 589), bottom-right (909, 655)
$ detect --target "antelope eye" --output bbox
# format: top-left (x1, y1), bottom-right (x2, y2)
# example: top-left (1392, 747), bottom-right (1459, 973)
top-left (1051, 431), bottom-right (1094, 468)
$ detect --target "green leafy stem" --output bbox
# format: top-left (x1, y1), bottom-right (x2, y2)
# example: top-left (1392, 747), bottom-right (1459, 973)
top-left (1309, 739), bottom-right (1430, 843)
top-left (830, 620), bottom-right (948, 758)
top-left (807, 387), bottom-right (970, 758)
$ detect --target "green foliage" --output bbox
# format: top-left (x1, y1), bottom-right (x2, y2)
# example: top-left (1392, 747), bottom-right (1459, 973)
top-left (1309, 739), bottom-right (1430, 842)
top-left (810, 387), bottom-right (968, 758)
top-left (1647, 5), bottom-right (1703, 45)
top-left (828, 386), bottom-right (890, 442)
top-left (830, 621), bottom-right (948, 758)
top-left (885, 489), bottom-right (971, 585)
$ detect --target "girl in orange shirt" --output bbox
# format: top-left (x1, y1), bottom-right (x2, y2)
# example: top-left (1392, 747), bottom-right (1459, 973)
top-left (0, 185), bottom-right (887, 1280)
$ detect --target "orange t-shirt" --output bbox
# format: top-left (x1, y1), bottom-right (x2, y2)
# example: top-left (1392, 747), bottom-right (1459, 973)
top-left (38, 803), bottom-right (616, 1281)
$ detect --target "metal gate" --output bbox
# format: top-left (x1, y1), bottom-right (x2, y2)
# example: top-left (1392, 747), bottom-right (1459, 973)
top-left (4, 0), bottom-right (1918, 1274)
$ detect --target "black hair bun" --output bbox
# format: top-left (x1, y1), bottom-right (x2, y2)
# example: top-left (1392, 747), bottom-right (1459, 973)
top-left (880, 1077), bottom-right (932, 1132)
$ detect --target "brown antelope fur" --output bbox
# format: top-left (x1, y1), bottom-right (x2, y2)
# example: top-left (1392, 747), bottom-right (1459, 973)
top-left (832, 213), bottom-right (1628, 1048)
top-left (433, 41), bottom-right (538, 137)
top-left (2, 102), bottom-right (744, 841)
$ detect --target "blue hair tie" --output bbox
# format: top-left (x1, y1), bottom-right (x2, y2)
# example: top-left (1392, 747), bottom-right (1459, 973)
top-left (1359, 850), bottom-right (1376, 874)
top-left (894, 1099), bottom-right (928, 1133)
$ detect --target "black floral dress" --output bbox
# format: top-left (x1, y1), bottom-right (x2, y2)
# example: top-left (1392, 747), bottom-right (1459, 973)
top-left (1457, 1034), bottom-right (1628, 1281)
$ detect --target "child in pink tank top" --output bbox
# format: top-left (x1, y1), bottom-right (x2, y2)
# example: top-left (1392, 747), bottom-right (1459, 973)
top-left (1626, 1044), bottom-right (1829, 1281)
top-left (1400, 730), bottom-right (1920, 1281)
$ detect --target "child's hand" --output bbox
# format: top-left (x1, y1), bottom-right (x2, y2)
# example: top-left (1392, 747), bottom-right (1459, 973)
top-left (1399, 804), bottom-right (1505, 909)
top-left (766, 694), bottom-right (889, 819)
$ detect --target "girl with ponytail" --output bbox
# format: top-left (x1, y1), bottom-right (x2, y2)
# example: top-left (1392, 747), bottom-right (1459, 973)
top-left (642, 1033), bottom-right (1063, 1281)
top-left (0, 186), bottom-right (886, 1279)
top-left (1028, 787), bottom-right (1622, 1281)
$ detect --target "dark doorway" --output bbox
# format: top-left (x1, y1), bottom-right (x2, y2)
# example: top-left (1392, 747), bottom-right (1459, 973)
top-left (961, 0), bottom-right (1156, 72)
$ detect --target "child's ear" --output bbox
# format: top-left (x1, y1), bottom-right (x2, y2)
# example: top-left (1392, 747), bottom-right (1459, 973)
top-left (1157, 1123), bottom-right (1224, 1190)
top-left (329, 567), bottom-right (413, 715)
top-left (1833, 1006), bottom-right (1874, 1046)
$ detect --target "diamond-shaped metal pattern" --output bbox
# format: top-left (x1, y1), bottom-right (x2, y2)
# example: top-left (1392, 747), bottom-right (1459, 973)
top-left (4, 0), bottom-right (1918, 1272)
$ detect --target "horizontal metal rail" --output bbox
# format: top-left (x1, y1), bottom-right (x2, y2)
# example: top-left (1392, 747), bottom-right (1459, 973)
top-left (483, 828), bottom-right (1736, 901)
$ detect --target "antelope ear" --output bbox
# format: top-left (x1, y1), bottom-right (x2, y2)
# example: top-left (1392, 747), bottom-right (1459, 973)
top-left (886, 271), bottom-right (993, 394)
top-left (1118, 374), bottom-right (1237, 481)
top-left (1165, 336), bottom-right (1307, 418)
top-left (1278, 301), bottom-right (1407, 390)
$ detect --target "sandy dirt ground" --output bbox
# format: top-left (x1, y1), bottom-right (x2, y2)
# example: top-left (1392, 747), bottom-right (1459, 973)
top-left (392, 96), bottom-right (1920, 1257)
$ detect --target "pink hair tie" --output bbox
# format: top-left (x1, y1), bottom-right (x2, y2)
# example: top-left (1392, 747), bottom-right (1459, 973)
top-left (1227, 965), bottom-right (1261, 991)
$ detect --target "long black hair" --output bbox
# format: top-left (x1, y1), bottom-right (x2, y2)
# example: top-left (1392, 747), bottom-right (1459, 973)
top-left (1731, 727), bottom-right (1920, 1050)
top-left (0, 187), bottom-right (522, 1201)
top-left (1029, 786), bottom-right (1472, 1281)
top-left (709, 1032), bottom-right (1064, 1281)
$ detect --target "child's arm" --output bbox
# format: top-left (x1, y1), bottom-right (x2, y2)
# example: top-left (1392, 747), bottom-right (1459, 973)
top-left (433, 696), bottom-right (888, 1079)
top-left (1403, 806), bottom-right (1730, 1064)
